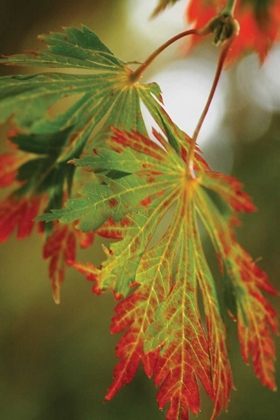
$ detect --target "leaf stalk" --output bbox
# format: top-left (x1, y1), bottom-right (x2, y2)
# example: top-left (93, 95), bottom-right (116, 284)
top-left (129, 29), bottom-right (200, 83)
top-left (187, 32), bottom-right (238, 176)
top-left (221, 0), bottom-right (238, 16)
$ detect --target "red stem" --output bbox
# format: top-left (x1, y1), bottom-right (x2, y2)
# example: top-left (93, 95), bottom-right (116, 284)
top-left (130, 29), bottom-right (201, 82)
top-left (186, 36), bottom-right (236, 175)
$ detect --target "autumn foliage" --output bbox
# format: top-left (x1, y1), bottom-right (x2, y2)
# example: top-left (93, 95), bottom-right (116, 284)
top-left (186, 0), bottom-right (280, 62)
top-left (0, 1), bottom-right (278, 419)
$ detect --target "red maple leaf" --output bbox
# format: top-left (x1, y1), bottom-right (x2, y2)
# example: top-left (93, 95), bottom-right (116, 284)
top-left (0, 152), bottom-right (27, 188)
top-left (43, 223), bottom-right (94, 303)
top-left (186, 0), bottom-right (280, 62)
top-left (0, 194), bottom-right (42, 242)
top-left (228, 244), bottom-right (278, 390)
top-left (68, 127), bottom-right (277, 419)
top-left (0, 132), bottom-right (33, 188)
top-left (0, 126), bottom-right (96, 302)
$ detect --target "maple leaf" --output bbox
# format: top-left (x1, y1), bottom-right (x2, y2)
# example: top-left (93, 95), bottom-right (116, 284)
top-left (186, 0), bottom-right (280, 62)
top-left (41, 121), bottom-right (277, 419)
top-left (7, 128), bottom-right (77, 212)
top-left (0, 25), bottom-right (171, 303)
top-left (43, 222), bottom-right (94, 304)
top-left (0, 194), bottom-right (42, 242)
top-left (225, 244), bottom-right (278, 390)
top-left (0, 151), bottom-right (29, 188)
top-left (0, 18), bottom-right (278, 420)
top-left (0, 25), bottom-right (167, 222)
top-left (0, 25), bottom-right (163, 139)
top-left (0, 128), bottom-right (94, 301)
top-left (0, 129), bottom-right (36, 188)
top-left (0, 127), bottom-right (78, 241)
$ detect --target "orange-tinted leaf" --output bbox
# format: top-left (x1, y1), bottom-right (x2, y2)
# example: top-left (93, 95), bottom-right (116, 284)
top-left (227, 244), bottom-right (278, 390)
top-left (144, 204), bottom-right (215, 419)
top-left (105, 200), bottom-right (184, 401)
top-left (194, 227), bottom-right (233, 419)
top-left (194, 174), bottom-right (278, 398)
top-left (186, 0), bottom-right (280, 62)
top-left (0, 152), bottom-right (26, 188)
top-left (43, 223), bottom-right (94, 303)
top-left (75, 228), bottom-right (95, 249)
top-left (0, 130), bottom-right (34, 188)
top-left (105, 283), bottom-right (161, 399)
top-left (48, 122), bottom-right (278, 419)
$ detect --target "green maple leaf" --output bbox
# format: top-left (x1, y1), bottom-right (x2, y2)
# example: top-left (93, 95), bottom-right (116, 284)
top-left (40, 121), bottom-right (277, 419)
top-left (0, 26), bottom-right (161, 134)
top-left (0, 25), bottom-right (166, 221)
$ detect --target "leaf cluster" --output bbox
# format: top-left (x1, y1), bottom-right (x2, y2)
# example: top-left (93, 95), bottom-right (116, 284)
top-left (0, 3), bottom-right (278, 419)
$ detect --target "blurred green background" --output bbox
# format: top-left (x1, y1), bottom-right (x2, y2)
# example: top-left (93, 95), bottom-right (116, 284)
top-left (0, 1), bottom-right (279, 419)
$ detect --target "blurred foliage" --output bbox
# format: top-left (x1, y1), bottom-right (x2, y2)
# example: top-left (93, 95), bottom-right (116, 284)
top-left (0, 0), bottom-right (279, 419)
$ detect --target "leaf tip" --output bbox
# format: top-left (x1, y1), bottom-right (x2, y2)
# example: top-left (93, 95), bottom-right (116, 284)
top-left (52, 283), bottom-right (61, 304)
